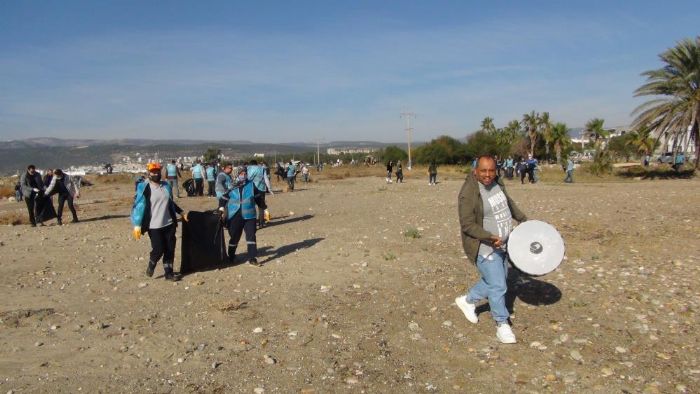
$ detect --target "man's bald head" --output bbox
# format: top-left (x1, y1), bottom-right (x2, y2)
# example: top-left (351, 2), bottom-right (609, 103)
top-left (474, 155), bottom-right (497, 186)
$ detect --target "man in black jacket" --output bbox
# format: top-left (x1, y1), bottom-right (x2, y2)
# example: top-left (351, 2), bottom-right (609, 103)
top-left (19, 164), bottom-right (44, 227)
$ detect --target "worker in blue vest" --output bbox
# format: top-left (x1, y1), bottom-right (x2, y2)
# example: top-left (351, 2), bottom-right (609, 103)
top-left (191, 160), bottom-right (205, 196)
top-left (165, 160), bottom-right (182, 198)
top-left (218, 166), bottom-right (262, 266)
top-left (247, 160), bottom-right (273, 229)
top-left (205, 162), bottom-right (218, 197)
top-left (131, 162), bottom-right (188, 281)
top-left (215, 162), bottom-right (233, 201)
top-left (286, 161), bottom-right (297, 191)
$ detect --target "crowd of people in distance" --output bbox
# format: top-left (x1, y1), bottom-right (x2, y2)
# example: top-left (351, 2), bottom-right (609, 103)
top-left (384, 160), bottom-right (439, 185)
top-left (18, 164), bottom-right (81, 227)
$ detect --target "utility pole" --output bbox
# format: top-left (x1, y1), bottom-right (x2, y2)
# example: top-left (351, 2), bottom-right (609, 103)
top-left (401, 111), bottom-right (416, 169)
top-left (316, 139), bottom-right (320, 168)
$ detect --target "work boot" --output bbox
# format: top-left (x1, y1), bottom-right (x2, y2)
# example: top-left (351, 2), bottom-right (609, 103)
top-left (164, 272), bottom-right (181, 282)
top-left (57, 218), bottom-right (63, 226)
top-left (146, 261), bottom-right (157, 277)
top-left (248, 257), bottom-right (262, 267)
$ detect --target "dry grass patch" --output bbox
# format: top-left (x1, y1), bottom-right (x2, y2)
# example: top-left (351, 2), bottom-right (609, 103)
top-left (0, 211), bottom-right (29, 226)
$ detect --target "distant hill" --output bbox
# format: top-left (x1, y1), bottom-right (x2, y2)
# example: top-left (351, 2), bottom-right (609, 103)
top-left (0, 138), bottom-right (404, 175)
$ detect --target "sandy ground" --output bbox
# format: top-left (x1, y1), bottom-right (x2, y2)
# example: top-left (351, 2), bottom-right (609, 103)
top-left (0, 172), bottom-right (699, 393)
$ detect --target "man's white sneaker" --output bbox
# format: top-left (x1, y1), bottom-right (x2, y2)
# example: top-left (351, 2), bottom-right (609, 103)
top-left (496, 323), bottom-right (517, 344)
top-left (455, 296), bottom-right (478, 324)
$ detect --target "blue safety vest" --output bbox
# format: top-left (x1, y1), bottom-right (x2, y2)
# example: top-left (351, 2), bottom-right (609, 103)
top-left (226, 181), bottom-right (256, 220)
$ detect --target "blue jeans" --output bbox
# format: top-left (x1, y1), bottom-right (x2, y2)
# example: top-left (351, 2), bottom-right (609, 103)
top-left (564, 170), bottom-right (573, 183)
top-left (467, 250), bottom-right (509, 323)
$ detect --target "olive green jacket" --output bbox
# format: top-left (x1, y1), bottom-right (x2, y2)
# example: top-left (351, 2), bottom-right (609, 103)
top-left (458, 174), bottom-right (528, 264)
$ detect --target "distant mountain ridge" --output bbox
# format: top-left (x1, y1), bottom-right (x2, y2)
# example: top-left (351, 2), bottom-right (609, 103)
top-left (0, 137), bottom-right (406, 175)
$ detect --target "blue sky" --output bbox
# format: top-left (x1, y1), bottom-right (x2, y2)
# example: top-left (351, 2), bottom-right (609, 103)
top-left (1, 1), bottom-right (697, 143)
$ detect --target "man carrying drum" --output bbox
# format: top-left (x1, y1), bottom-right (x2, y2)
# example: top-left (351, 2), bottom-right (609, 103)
top-left (456, 155), bottom-right (528, 344)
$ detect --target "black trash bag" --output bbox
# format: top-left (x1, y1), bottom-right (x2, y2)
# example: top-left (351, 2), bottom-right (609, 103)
top-left (180, 210), bottom-right (227, 274)
top-left (183, 179), bottom-right (196, 197)
top-left (35, 195), bottom-right (57, 223)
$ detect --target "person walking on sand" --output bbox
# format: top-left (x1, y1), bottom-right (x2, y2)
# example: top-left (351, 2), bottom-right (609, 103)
top-left (396, 161), bottom-right (404, 183)
top-left (456, 155), bottom-right (528, 344)
top-left (191, 160), bottom-right (205, 196)
top-left (131, 162), bottom-right (188, 281)
top-left (386, 161), bottom-right (393, 183)
top-left (286, 161), bottom-right (297, 191)
top-left (301, 164), bottom-right (310, 183)
top-left (564, 157), bottom-right (574, 183)
top-left (44, 169), bottom-right (80, 225)
top-left (165, 160), bottom-right (182, 198)
top-left (215, 162), bottom-right (233, 201)
top-left (20, 164), bottom-right (44, 227)
top-left (206, 162), bottom-right (218, 197)
top-left (428, 161), bottom-right (438, 185)
top-left (219, 166), bottom-right (261, 266)
top-left (247, 160), bottom-right (273, 229)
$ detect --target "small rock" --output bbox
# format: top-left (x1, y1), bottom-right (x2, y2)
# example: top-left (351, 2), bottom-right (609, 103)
top-left (442, 320), bottom-right (452, 327)
top-left (263, 354), bottom-right (276, 365)
top-left (177, 357), bottom-right (184, 363)
top-left (615, 346), bottom-right (627, 353)
top-left (253, 327), bottom-right (263, 334)
top-left (211, 361), bottom-right (221, 369)
top-left (34, 342), bottom-right (43, 347)
top-left (408, 321), bottom-right (421, 331)
top-left (345, 377), bottom-right (358, 385)
top-left (254, 388), bottom-right (265, 394)
top-left (570, 350), bottom-right (583, 362)
top-left (601, 367), bottom-right (613, 377)
top-left (138, 282), bottom-right (148, 288)
top-left (545, 374), bottom-right (556, 382)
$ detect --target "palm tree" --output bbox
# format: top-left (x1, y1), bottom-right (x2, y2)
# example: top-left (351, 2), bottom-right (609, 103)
top-left (633, 36), bottom-right (700, 168)
top-left (540, 112), bottom-right (553, 160)
top-left (550, 122), bottom-right (571, 164)
top-left (481, 116), bottom-right (496, 134)
top-left (585, 118), bottom-right (609, 148)
top-left (522, 110), bottom-right (540, 156)
top-left (626, 126), bottom-right (657, 163)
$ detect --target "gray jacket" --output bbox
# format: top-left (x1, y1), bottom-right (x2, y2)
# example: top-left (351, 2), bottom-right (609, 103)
top-left (19, 171), bottom-right (44, 198)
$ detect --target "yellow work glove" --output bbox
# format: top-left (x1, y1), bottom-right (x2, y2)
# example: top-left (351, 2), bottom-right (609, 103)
top-left (133, 226), bottom-right (142, 240)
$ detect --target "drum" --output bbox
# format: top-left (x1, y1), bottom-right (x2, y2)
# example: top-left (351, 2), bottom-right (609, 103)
top-left (507, 220), bottom-right (565, 276)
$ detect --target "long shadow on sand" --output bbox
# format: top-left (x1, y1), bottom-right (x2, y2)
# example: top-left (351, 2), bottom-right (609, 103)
top-left (79, 214), bottom-right (130, 223)
top-left (264, 214), bottom-right (314, 228)
top-left (256, 237), bottom-right (324, 265)
top-left (475, 270), bottom-right (562, 319)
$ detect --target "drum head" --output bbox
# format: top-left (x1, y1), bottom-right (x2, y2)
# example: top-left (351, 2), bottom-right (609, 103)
top-left (507, 220), bottom-right (564, 276)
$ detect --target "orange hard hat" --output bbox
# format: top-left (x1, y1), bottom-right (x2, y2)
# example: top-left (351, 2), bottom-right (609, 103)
top-left (146, 162), bottom-right (162, 172)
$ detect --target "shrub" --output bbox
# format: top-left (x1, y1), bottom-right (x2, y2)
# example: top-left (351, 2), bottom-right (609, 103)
top-left (403, 227), bottom-right (421, 239)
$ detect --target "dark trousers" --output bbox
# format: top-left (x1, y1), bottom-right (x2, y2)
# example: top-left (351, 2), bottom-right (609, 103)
top-left (57, 194), bottom-right (78, 221)
top-left (429, 174), bottom-right (437, 184)
top-left (520, 169), bottom-right (527, 184)
top-left (254, 190), bottom-right (267, 228)
top-left (227, 211), bottom-right (257, 261)
top-left (24, 196), bottom-right (36, 225)
top-left (148, 224), bottom-right (177, 274)
top-left (527, 168), bottom-right (535, 183)
top-left (207, 180), bottom-right (215, 196)
top-left (287, 176), bottom-right (295, 190)
top-left (194, 178), bottom-right (204, 196)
